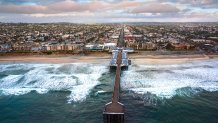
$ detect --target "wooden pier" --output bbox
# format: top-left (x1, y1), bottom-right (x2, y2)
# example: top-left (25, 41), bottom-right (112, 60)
top-left (104, 27), bottom-right (130, 123)
top-left (103, 50), bottom-right (124, 123)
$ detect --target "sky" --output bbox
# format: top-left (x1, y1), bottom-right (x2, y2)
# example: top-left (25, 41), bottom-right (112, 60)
top-left (0, 0), bottom-right (218, 23)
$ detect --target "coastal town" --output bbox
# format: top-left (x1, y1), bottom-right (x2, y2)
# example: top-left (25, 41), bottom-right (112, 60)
top-left (0, 22), bottom-right (218, 55)
top-left (1, 0), bottom-right (218, 123)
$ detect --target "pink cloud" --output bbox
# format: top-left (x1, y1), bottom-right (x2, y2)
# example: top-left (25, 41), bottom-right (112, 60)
top-left (113, 1), bottom-right (141, 9)
top-left (48, 1), bottom-right (106, 12)
top-left (131, 3), bottom-right (180, 13)
top-left (0, 4), bottom-right (47, 14)
top-left (0, 0), bottom-right (141, 14)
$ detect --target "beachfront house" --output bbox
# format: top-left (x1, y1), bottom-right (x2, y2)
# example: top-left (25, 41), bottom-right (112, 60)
top-left (43, 43), bottom-right (83, 52)
top-left (166, 42), bottom-right (194, 50)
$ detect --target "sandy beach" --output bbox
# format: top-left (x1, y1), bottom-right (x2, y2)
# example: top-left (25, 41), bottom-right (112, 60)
top-left (0, 55), bottom-right (110, 64)
top-left (130, 54), bottom-right (218, 65)
top-left (0, 54), bottom-right (217, 65)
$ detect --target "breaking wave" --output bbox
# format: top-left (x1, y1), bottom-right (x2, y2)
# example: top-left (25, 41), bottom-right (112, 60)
top-left (0, 63), bottom-right (107, 103)
top-left (121, 59), bottom-right (218, 101)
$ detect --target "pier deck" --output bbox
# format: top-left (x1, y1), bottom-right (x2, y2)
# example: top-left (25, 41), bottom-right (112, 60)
top-left (103, 50), bottom-right (124, 123)
top-left (104, 27), bottom-right (130, 123)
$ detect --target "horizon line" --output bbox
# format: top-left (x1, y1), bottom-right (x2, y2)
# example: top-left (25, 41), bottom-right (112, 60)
top-left (1, 21), bottom-right (218, 24)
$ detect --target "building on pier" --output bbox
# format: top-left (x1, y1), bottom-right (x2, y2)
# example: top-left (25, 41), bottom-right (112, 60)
top-left (109, 49), bottom-right (131, 70)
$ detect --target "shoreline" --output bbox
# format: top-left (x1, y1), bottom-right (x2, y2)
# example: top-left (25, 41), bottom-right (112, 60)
top-left (0, 54), bottom-right (217, 65)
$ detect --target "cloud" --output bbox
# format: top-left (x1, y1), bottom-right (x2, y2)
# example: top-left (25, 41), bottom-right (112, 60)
top-left (28, 11), bottom-right (95, 17)
top-left (0, 0), bottom-right (218, 23)
top-left (187, 11), bottom-right (218, 18)
top-left (131, 2), bottom-right (180, 13)
top-left (112, 1), bottom-right (141, 9)
top-left (161, 0), bottom-right (218, 8)
top-left (0, 4), bottom-right (47, 14)
top-left (47, 1), bottom-right (106, 13)
top-left (0, 0), bottom-right (142, 14)
top-left (0, 0), bottom-right (61, 5)
top-left (0, 0), bottom-right (105, 14)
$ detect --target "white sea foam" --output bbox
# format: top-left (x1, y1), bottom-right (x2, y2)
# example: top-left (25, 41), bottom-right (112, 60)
top-left (67, 84), bottom-right (96, 103)
top-left (0, 75), bottom-right (23, 87)
top-left (0, 63), bottom-right (107, 102)
top-left (121, 59), bottom-right (218, 99)
top-left (1, 88), bottom-right (48, 95)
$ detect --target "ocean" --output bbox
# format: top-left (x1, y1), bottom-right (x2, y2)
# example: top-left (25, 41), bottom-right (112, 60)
top-left (0, 59), bottom-right (218, 123)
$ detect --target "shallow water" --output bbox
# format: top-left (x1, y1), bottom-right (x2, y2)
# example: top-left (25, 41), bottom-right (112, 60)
top-left (0, 59), bottom-right (218, 123)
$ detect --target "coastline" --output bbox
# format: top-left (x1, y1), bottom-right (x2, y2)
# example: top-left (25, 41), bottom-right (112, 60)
top-left (0, 53), bottom-right (217, 65)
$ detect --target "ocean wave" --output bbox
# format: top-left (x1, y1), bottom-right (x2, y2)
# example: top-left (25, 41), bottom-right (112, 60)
top-left (121, 59), bottom-right (218, 100)
top-left (0, 63), bottom-right (107, 103)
